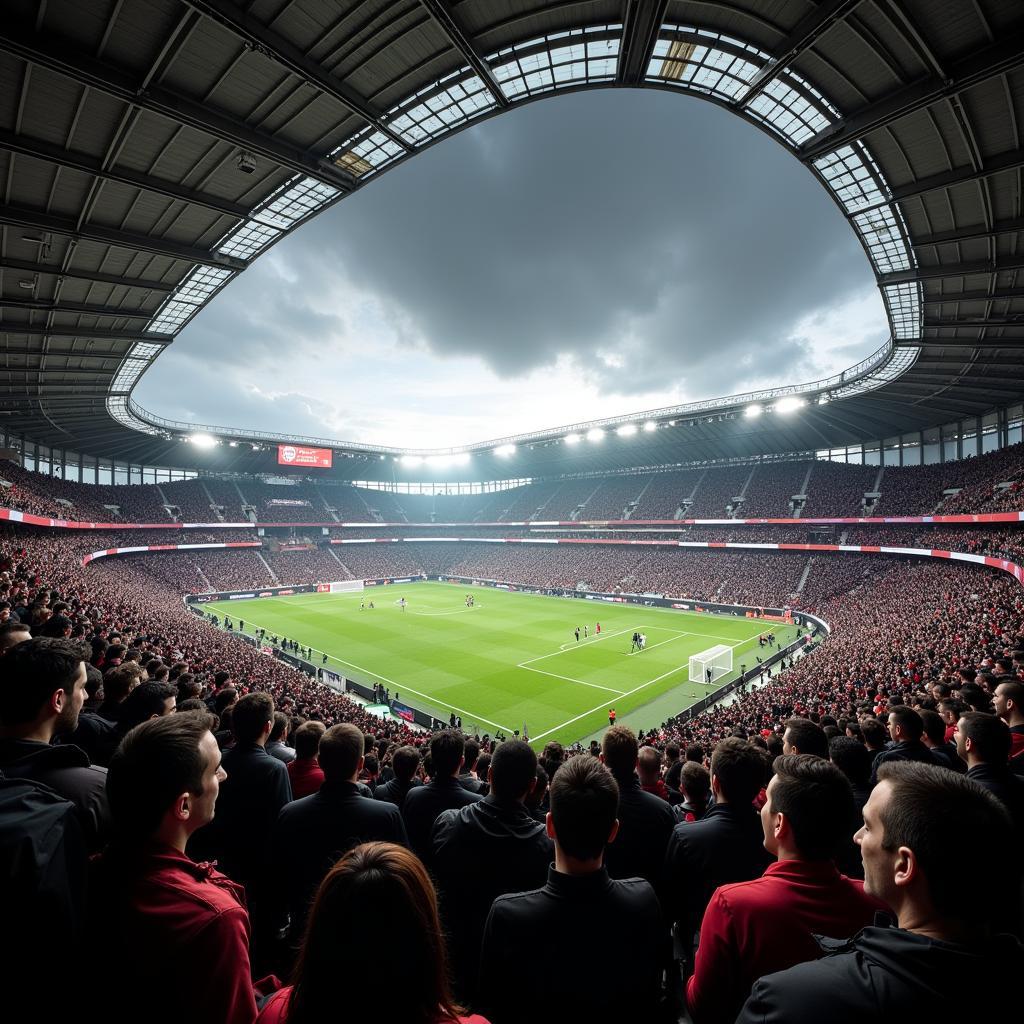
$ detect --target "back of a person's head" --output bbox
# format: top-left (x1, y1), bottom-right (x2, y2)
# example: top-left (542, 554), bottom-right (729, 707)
top-left (107, 711), bottom-right (217, 840)
top-left (542, 740), bottom-right (565, 766)
top-left (232, 692), bottom-right (274, 744)
top-left (888, 706), bottom-right (924, 741)
top-left (0, 621), bottom-right (32, 653)
top-left (711, 737), bottom-right (766, 805)
top-left (489, 739), bottom-right (537, 802)
top-left (293, 720), bottom-right (326, 760)
top-left (288, 842), bottom-right (459, 1024)
top-left (102, 662), bottom-right (141, 703)
top-left (270, 711), bottom-right (289, 743)
top-left (392, 745), bottom-right (421, 783)
top-left (875, 762), bottom-right (1013, 924)
top-left (917, 709), bottom-right (947, 746)
top-left (637, 745), bottom-right (661, 782)
top-left (783, 717), bottom-right (830, 758)
top-left (958, 712), bottom-right (1011, 764)
top-left (318, 723), bottom-right (364, 781)
top-left (429, 730), bottom-right (464, 778)
top-left (829, 735), bottom-right (872, 788)
top-left (685, 743), bottom-right (704, 764)
top-left (769, 754), bottom-right (855, 860)
top-left (549, 757), bottom-right (619, 861)
top-left (117, 681), bottom-right (176, 731)
top-left (0, 637), bottom-right (88, 725)
top-left (860, 718), bottom-right (888, 748)
top-left (463, 739), bottom-right (480, 767)
top-left (213, 686), bottom-right (238, 715)
top-left (681, 761), bottom-right (710, 802)
top-left (602, 725), bottom-right (639, 780)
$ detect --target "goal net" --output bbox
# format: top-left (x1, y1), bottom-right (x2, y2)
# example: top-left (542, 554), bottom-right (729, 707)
top-left (328, 580), bottom-right (363, 593)
top-left (689, 644), bottom-right (733, 684)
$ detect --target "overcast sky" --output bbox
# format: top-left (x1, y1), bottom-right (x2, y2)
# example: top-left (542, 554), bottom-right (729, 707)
top-left (135, 88), bottom-right (888, 450)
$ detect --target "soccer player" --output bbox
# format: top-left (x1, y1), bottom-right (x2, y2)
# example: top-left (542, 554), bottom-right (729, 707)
top-left (584, 625), bottom-right (589, 638)
top-left (399, 597), bottom-right (406, 611)
top-left (575, 627), bottom-right (581, 642)
top-left (639, 633), bottom-right (646, 650)
top-left (608, 708), bottom-right (617, 727)
top-left (596, 622), bottom-right (601, 634)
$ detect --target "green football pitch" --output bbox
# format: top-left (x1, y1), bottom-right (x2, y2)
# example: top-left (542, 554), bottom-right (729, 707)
top-left (205, 582), bottom-right (798, 747)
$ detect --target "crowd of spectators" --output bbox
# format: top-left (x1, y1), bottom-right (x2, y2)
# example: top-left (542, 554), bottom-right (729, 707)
top-left (631, 469), bottom-right (705, 519)
top-left (739, 462), bottom-right (811, 517)
top-left (800, 462), bottom-right (878, 517)
top-left (687, 466), bottom-right (753, 518)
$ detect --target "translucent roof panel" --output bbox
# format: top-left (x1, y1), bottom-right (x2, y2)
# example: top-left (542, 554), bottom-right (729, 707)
top-left (331, 130), bottom-right (404, 178)
top-left (489, 26), bottom-right (621, 102)
top-left (648, 27), bottom-right (764, 102)
top-left (173, 265), bottom-right (233, 305)
top-left (745, 75), bottom-right (838, 147)
top-left (853, 206), bottom-right (914, 274)
top-left (148, 299), bottom-right (200, 335)
top-left (813, 143), bottom-right (890, 213)
top-left (216, 219), bottom-right (282, 261)
top-left (882, 282), bottom-right (923, 340)
top-left (387, 72), bottom-right (497, 146)
top-left (255, 177), bottom-right (342, 231)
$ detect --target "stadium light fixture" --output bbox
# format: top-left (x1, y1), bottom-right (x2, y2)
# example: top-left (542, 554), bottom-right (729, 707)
top-left (587, 428), bottom-right (605, 442)
top-left (189, 433), bottom-right (218, 448)
top-left (616, 424), bottom-right (637, 437)
top-left (494, 444), bottom-right (517, 457)
top-left (643, 421), bottom-right (657, 432)
top-left (745, 404), bottom-right (763, 418)
top-left (775, 397), bottom-right (806, 414)
top-left (401, 454), bottom-right (424, 467)
top-left (564, 433), bottom-right (582, 445)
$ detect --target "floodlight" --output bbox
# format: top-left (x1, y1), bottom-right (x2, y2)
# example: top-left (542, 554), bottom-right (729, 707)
top-left (643, 421), bottom-right (657, 432)
top-left (616, 424), bottom-right (637, 437)
top-left (564, 433), bottom-right (582, 445)
top-left (775, 397), bottom-right (805, 414)
top-left (745, 404), bottom-right (763, 418)
top-left (494, 444), bottom-right (517, 457)
top-left (189, 433), bottom-right (218, 448)
top-left (587, 428), bottom-right (605, 442)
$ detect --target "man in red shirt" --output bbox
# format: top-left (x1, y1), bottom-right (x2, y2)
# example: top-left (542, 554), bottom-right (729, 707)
top-left (90, 711), bottom-right (260, 1024)
top-left (286, 720), bottom-right (325, 798)
top-left (685, 754), bottom-right (885, 1024)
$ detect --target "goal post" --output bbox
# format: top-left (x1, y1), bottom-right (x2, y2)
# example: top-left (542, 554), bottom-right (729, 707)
top-left (328, 580), bottom-right (363, 593)
top-left (689, 644), bottom-right (733, 684)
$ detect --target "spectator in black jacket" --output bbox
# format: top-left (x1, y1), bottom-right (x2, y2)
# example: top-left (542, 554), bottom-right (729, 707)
top-left (601, 726), bottom-right (676, 891)
top-left (402, 730), bottom-right (482, 863)
top-left (273, 722), bottom-right (407, 942)
top-left (0, 637), bottom-right (110, 852)
top-left (828, 735), bottom-right (872, 879)
top-left (738, 763), bottom-right (1024, 1023)
top-left (919, 708), bottom-right (966, 772)
top-left (374, 744), bottom-right (422, 807)
top-left (265, 712), bottom-right (296, 764)
top-left (665, 737), bottom-right (773, 952)
top-left (457, 738), bottom-right (487, 794)
top-left (869, 707), bottom-right (938, 786)
top-left (782, 718), bottom-right (829, 759)
top-left (955, 712), bottom-right (1024, 837)
top-left (432, 739), bottom-right (552, 998)
top-left (479, 755), bottom-right (665, 1024)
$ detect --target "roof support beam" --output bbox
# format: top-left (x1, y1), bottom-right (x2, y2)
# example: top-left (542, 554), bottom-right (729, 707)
top-left (924, 285), bottom-right (1024, 303)
top-left (417, 1), bottom-right (509, 108)
top-left (887, 147), bottom-right (1024, 207)
top-left (0, 346), bottom-right (125, 359)
top-left (0, 203), bottom-right (247, 271)
top-left (0, 296), bottom-right (154, 320)
top-left (924, 316), bottom-right (1024, 328)
top-left (0, 323), bottom-right (170, 343)
top-left (182, 1), bottom-right (412, 148)
top-left (739, 0), bottom-right (864, 104)
top-left (617, 0), bottom-right (671, 85)
top-left (800, 32), bottom-right (1024, 160)
top-left (0, 20), bottom-right (355, 193)
top-left (0, 257), bottom-right (174, 293)
top-left (0, 128), bottom-right (250, 221)
top-left (880, 254), bottom-right (1024, 285)
top-left (911, 215), bottom-right (1024, 248)
top-left (898, 338), bottom-right (1024, 349)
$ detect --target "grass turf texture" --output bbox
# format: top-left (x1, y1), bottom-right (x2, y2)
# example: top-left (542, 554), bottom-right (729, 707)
top-left (206, 582), bottom-right (798, 747)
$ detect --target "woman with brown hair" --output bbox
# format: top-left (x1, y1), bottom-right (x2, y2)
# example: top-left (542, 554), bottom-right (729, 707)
top-left (257, 841), bottom-right (489, 1024)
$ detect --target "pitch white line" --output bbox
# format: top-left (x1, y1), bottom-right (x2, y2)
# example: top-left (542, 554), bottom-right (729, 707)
top-left (520, 666), bottom-right (626, 695)
top-left (625, 630), bottom-right (692, 656)
top-left (409, 606), bottom-right (483, 616)
top-left (224, 614), bottom-right (515, 734)
top-left (528, 635), bottom-right (754, 743)
top-left (528, 625), bottom-right (638, 664)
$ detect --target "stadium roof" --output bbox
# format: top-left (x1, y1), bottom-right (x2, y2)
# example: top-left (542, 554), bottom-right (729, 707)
top-left (1, 0), bottom-right (1022, 480)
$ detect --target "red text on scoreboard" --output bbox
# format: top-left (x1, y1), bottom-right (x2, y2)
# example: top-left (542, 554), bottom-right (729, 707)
top-left (276, 444), bottom-right (333, 468)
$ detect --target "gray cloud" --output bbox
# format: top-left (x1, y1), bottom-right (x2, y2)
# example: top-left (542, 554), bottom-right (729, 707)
top-left (138, 87), bottom-right (886, 439)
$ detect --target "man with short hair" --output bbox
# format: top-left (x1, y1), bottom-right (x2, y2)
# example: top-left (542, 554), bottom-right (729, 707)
top-left (374, 744), bottom-right (423, 807)
top-left (686, 755), bottom-right (885, 1024)
top-left (458, 738), bottom-right (487, 794)
top-left (0, 620), bottom-right (31, 653)
top-left (90, 712), bottom-right (258, 1024)
top-left (869, 707), bottom-right (937, 786)
top-left (665, 738), bottom-right (773, 946)
top-left (602, 726), bottom-right (676, 889)
top-left (479, 757), bottom-right (666, 1023)
top-left (272, 722), bottom-right (407, 939)
top-left (0, 637), bottom-right (109, 851)
top-left (286, 721), bottom-right (325, 799)
top-left (993, 679), bottom-right (1024, 763)
top-left (401, 729), bottom-right (482, 862)
top-left (954, 712), bottom-right (1024, 835)
top-left (782, 718), bottom-right (830, 759)
top-left (638, 745), bottom-right (671, 800)
top-left (738, 763), bottom-right (1024, 1022)
top-left (265, 712), bottom-right (295, 764)
top-left (433, 739), bottom-right (553, 997)
top-left (919, 708), bottom-right (965, 772)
